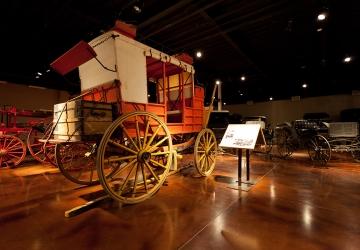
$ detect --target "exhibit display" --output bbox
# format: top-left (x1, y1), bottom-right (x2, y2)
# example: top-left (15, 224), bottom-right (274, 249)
top-left (45, 21), bottom-right (219, 203)
top-left (275, 119), bottom-right (360, 165)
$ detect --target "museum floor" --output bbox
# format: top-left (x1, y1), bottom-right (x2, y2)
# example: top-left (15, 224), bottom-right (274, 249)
top-left (0, 151), bottom-right (359, 250)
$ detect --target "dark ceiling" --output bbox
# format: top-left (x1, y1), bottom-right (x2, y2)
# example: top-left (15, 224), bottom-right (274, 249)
top-left (1, 0), bottom-right (359, 104)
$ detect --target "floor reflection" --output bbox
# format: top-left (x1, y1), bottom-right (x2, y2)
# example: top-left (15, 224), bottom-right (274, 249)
top-left (0, 152), bottom-right (359, 250)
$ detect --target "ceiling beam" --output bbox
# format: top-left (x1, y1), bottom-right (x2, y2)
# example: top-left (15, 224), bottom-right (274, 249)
top-left (138, 0), bottom-right (194, 29)
top-left (139, 0), bottom-right (225, 40)
top-left (198, 11), bottom-right (264, 74)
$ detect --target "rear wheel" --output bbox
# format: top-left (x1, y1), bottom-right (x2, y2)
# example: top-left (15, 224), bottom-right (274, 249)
top-left (0, 135), bottom-right (26, 167)
top-left (56, 142), bottom-right (99, 185)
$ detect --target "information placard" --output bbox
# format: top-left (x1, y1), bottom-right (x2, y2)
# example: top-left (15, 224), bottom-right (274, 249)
top-left (219, 124), bottom-right (261, 149)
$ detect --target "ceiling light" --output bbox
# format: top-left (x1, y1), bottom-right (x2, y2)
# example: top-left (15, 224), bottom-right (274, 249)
top-left (147, 94), bottom-right (150, 97)
top-left (215, 80), bottom-right (221, 85)
top-left (37, 72), bottom-right (42, 76)
top-left (46, 69), bottom-right (50, 73)
top-left (344, 56), bottom-right (352, 63)
top-left (302, 83), bottom-right (308, 88)
top-left (317, 28), bottom-right (323, 32)
top-left (223, 102), bottom-right (226, 105)
top-left (196, 51), bottom-right (202, 58)
top-left (269, 97), bottom-right (273, 101)
top-left (240, 93), bottom-right (243, 96)
top-left (241, 76), bottom-right (246, 81)
top-left (317, 13), bottom-right (326, 21)
top-left (35, 76), bottom-right (40, 79)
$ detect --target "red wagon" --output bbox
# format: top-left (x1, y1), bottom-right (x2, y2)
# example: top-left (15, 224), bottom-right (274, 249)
top-left (0, 106), bottom-right (53, 167)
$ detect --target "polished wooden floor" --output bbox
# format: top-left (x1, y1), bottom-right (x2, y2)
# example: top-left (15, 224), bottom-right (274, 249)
top-left (0, 150), bottom-right (359, 250)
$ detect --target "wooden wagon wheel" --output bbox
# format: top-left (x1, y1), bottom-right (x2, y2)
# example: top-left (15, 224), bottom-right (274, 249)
top-left (194, 128), bottom-right (217, 176)
top-left (27, 127), bottom-right (48, 163)
top-left (0, 135), bottom-right (26, 167)
top-left (307, 135), bottom-right (331, 165)
top-left (43, 123), bottom-right (57, 166)
top-left (276, 129), bottom-right (294, 158)
top-left (56, 142), bottom-right (99, 185)
top-left (43, 141), bottom-right (57, 166)
top-left (351, 136), bottom-right (360, 162)
top-left (97, 111), bottom-right (173, 204)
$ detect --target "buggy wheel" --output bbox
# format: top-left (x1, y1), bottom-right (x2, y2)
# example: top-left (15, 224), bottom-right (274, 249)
top-left (0, 135), bottom-right (26, 167)
top-left (276, 129), bottom-right (293, 158)
top-left (56, 142), bottom-right (99, 185)
top-left (44, 141), bottom-right (57, 166)
top-left (97, 111), bottom-right (173, 204)
top-left (42, 122), bottom-right (57, 166)
top-left (194, 128), bottom-right (217, 176)
top-left (351, 137), bottom-right (360, 162)
top-left (307, 135), bottom-right (331, 165)
top-left (27, 128), bottom-right (47, 163)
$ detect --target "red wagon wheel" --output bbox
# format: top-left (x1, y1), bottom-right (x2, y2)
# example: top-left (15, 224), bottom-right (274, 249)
top-left (0, 135), bottom-right (26, 167)
top-left (27, 128), bottom-right (48, 163)
top-left (26, 123), bottom-right (56, 165)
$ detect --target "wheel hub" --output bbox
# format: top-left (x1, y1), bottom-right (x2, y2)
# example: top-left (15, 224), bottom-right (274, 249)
top-left (138, 151), bottom-right (151, 163)
top-left (0, 149), bottom-right (7, 156)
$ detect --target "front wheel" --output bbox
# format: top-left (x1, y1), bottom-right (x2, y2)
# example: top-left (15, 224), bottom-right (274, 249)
top-left (97, 111), bottom-right (173, 204)
top-left (307, 135), bottom-right (331, 165)
top-left (194, 129), bottom-right (217, 176)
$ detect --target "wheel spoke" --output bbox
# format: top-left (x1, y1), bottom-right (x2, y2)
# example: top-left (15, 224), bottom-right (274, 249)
top-left (151, 151), bottom-right (171, 156)
top-left (7, 153), bottom-right (21, 159)
top-left (135, 119), bottom-right (142, 149)
top-left (110, 158), bottom-right (137, 179)
top-left (109, 139), bottom-right (137, 155)
top-left (198, 153), bottom-right (206, 163)
top-left (106, 155), bottom-right (137, 163)
top-left (200, 156), bottom-right (206, 171)
top-left (143, 119), bottom-right (150, 148)
top-left (149, 159), bottom-right (167, 169)
top-left (148, 136), bottom-right (169, 152)
top-left (120, 124), bottom-right (139, 151)
top-left (141, 163), bottom-right (148, 192)
top-left (144, 161), bottom-right (159, 181)
top-left (144, 125), bottom-right (161, 149)
top-left (5, 137), bottom-right (15, 147)
top-left (132, 163), bottom-right (139, 197)
top-left (119, 162), bottom-right (137, 195)
top-left (208, 141), bottom-right (216, 150)
top-left (6, 142), bottom-right (21, 150)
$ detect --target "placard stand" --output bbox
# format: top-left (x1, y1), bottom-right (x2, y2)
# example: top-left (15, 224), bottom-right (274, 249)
top-left (231, 148), bottom-right (255, 191)
top-left (219, 124), bottom-right (260, 191)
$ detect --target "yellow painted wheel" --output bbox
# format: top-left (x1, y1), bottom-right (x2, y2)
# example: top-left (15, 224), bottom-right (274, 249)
top-left (97, 111), bottom-right (173, 204)
top-left (194, 129), bottom-right (217, 176)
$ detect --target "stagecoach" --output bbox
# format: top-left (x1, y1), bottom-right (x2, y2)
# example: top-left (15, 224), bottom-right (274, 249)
top-left (47, 21), bottom-right (218, 204)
